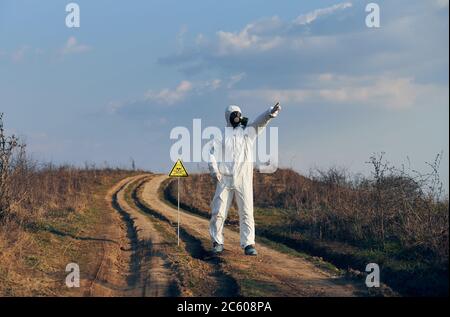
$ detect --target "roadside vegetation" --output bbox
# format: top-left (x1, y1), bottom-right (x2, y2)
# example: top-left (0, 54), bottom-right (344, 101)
top-left (2, 112), bottom-right (448, 296)
top-left (0, 113), bottom-right (136, 295)
top-left (165, 155), bottom-right (449, 296)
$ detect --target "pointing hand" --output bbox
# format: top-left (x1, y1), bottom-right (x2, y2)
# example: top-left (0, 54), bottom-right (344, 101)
top-left (270, 102), bottom-right (281, 117)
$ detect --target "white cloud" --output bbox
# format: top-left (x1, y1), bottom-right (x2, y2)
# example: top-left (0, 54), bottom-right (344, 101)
top-left (228, 72), bottom-right (246, 88)
top-left (201, 78), bottom-right (222, 91)
top-left (176, 25), bottom-right (188, 51)
top-left (434, 0), bottom-right (449, 8)
top-left (120, 73), bottom-right (246, 108)
top-left (2, 37), bottom-right (90, 63)
top-left (216, 24), bottom-right (284, 55)
top-left (294, 2), bottom-right (353, 25)
top-left (1, 46), bottom-right (45, 63)
top-left (195, 33), bottom-right (206, 45)
top-left (61, 36), bottom-right (91, 55)
top-left (34, 48), bottom-right (45, 55)
top-left (229, 75), bottom-right (447, 110)
top-left (11, 46), bottom-right (30, 63)
top-left (145, 80), bottom-right (193, 105)
top-left (318, 73), bottom-right (334, 82)
top-left (157, 2), bottom-right (356, 69)
top-left (106, 101), bottom-right (125, 114)
top-left (208, 3), bottom-right (352, 55)
top-left (144, 117), bottom-right (168, 128)
top-left (164, 1), bottom-right (447, 90)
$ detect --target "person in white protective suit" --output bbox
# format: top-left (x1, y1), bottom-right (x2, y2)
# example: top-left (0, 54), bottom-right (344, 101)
top-left (208, 103), bottom-right (281, 256)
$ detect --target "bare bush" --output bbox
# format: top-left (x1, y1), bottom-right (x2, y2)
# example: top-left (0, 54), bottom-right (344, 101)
top-left (293, 152), bottom-right (449, 260)
top-left (170, 153), bottom-right (449, 263)
top-left (0, 113), bottom-right (23, 221)
top-left (0, 113), bottom-right (133, 226)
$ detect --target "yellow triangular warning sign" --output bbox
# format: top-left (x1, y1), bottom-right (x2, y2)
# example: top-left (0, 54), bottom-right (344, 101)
top-left (169, 159), bottom-right (189, 177)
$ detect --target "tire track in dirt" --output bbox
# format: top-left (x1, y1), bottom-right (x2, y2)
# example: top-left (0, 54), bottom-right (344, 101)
top-left (131, 178), bottom-right (240, 297)
top-left (114, 175), bottom-right (179, 296)
top-left (88, 240), bottom-right (107, 296)
top-left (87, 176), bottom-right (135, 296)
top-left (89, 175), bottom-right (179, 296)
top-left (140, 174), bottom-right (369, 297)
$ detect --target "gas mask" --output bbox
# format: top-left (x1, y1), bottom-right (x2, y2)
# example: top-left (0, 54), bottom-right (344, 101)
top-left (229, 111), bottom-right (249, 128)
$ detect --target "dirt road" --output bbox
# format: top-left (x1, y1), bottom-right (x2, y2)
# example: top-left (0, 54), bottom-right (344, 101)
top-left (89, 175), bottom-right (178, 296)
top-left (130, 174), bottom-right (368, 297)
top-left (91, 174), bottom-right (369, 297)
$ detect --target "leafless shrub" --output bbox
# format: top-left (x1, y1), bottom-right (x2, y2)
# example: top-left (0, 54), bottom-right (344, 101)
top-left (172, 153), bottom-right (448, 263)
top-left (0, 113), bottom-right (24, 221)
top-left (293, 152), bottom-right (448, 260)
top-left (0, 113), bottom-right (134, 226)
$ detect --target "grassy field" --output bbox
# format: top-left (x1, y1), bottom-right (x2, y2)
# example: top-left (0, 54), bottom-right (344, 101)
top-left (0, 169), bottom-right (136, 296)
top-left (1, 113), bottom-right (447, 296)
top-left (164, 165), bottom-right (449, 297)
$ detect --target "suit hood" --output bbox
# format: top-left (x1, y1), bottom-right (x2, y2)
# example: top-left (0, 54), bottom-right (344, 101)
top-left (225, 105), bottom-right (241, 127)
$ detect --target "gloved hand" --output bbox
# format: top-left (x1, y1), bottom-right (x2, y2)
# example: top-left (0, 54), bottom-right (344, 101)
top-left (270, 102), bottom-right (281, 118)
top-left (211, 172), bottom-right (222, 182)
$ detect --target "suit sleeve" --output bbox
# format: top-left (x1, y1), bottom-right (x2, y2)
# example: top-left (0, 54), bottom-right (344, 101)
top-left (248, 106), bottom-right (278, 138)
top-left (207, 139), bottom-right (220, 177)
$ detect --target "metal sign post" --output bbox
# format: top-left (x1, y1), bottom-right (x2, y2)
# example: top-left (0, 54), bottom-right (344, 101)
top-left (177, 176), bottom-right (180, 246)
top-left (168, 159), bottom-right (188, 247)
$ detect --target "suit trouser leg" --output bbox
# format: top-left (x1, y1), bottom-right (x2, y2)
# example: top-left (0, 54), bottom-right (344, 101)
top-left (209, 182), bottom-right (234, 245)
top-left (234, 182), bottom-right (255, 248)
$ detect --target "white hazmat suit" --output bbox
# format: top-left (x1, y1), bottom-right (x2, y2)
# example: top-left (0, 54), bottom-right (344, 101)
top-left (208, 104), bottom-right (280, 251)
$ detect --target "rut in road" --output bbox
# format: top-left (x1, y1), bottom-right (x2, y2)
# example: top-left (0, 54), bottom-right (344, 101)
top-left (88, 177), bottom-right (140, 296)
top-left (90, 175), bottom-right (179, 297)
top-left (132, 177), bottom-right (240, 297)
top-left (116, 175), bottom-right (179, 296)
top-left (139, 175), bottom-right (369, 297)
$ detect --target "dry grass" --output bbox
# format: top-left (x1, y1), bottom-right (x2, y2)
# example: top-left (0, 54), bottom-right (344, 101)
top-left (169, 157), bottom-right (448, 261)
top-left (166, 155), bottom-right (449, 296)
top-left (0, 113), bottom-right (135, 296)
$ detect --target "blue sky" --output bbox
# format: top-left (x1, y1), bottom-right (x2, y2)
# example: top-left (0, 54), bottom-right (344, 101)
top-left (0, 0), bottom-right (448, 188)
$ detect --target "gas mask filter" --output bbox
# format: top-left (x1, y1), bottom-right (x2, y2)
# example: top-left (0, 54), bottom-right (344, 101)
top-left (229, 111), bottom-right (248, 128)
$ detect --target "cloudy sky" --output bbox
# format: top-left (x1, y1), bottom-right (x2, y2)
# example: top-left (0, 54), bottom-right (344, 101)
top-left (0, 0), bottom-right (448, 187)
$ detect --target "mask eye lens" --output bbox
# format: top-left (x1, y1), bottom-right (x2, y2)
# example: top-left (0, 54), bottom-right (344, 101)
top-left (230, 111), bottom-right (241, 125)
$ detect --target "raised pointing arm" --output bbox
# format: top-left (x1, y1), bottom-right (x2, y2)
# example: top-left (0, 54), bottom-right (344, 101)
top-left (248, 102), bottom-right (281, 131)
